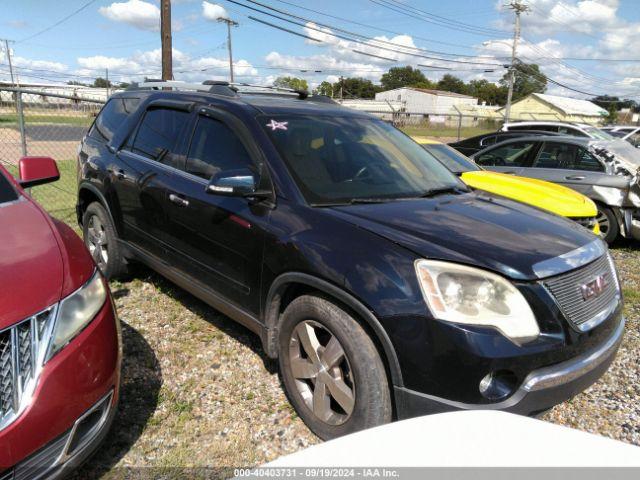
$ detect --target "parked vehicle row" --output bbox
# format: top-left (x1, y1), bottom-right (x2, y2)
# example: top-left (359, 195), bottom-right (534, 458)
top-left (602, 126), bottom-right (640, 148)
top-left (74, 81), bottom-right (624, 441)
top-left (2, 84), bottom-right (631, 476)
top-left (413, 137), bottom-right (599, 235)
top-left (464, 132), bottom-right (640, 244)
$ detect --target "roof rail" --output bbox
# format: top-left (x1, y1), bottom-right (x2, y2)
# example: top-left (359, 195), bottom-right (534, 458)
top-left (229, 82), bottom-right (309, 99)
top-left (125, 80), bottom-right (238, 97)
top-left (125, 80), bottom-right (324, 101)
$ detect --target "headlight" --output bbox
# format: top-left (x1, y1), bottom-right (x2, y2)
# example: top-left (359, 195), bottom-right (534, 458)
top-left (46, 269), bottom-right (107, 361)
top-left (415, 260), bottom-right (539, 343)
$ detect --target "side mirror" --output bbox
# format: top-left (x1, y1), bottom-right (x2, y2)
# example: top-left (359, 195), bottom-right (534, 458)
top-left (18, 156), bottom-right (60, 188)
top-left (206, 168), bottom-right (259, 197)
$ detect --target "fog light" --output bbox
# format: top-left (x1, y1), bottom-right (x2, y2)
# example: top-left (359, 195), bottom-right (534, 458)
top-left (479, 370), bottom-right (518, 401)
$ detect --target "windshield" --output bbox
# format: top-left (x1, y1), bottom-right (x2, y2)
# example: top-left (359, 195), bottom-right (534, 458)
top-left (423, 144), bottom-right (480, 174)
top-left (261, 115), bottom-right (463, 205)
top-left (607, 130), bottom-right (628, 138)
top-left (0, 169), bottom-right (19, 205)
top-left (584, 126), bottom-right (614, 140)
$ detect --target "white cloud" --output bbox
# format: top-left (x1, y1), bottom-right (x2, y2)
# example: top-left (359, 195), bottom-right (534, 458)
top-left (75, 48), bottom-right (258, 83)
top-left (202, 1), bottom-right (229, 21)
top-left (99, 0), bottom-right (160, 32)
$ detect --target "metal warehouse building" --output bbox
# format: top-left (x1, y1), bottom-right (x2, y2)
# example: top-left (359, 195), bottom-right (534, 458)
top-left (499, 93), bottom-right (608, 124)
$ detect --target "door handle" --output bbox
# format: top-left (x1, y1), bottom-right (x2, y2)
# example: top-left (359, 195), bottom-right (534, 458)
top-left (107, 168), bottom-right (127, 180)
top-left (565, 175), bottom-right (585, 180)
top-left (169, 193), bottom-right (189, 207)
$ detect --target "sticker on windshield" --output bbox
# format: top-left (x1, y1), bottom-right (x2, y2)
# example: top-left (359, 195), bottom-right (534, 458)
top-left (266, 119), bottom-right (288, 131)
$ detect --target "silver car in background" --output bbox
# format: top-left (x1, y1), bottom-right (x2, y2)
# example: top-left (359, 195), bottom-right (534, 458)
top-left (471, 135), bottom-right (640, 244)
top-left (602, 126), bottom-right (640, 148)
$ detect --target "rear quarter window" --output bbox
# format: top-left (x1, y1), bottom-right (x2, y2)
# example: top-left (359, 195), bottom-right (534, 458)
top-left (0, 171), bottom-right (19, 204)
top-left (88, 97), bottom-right (140, 143)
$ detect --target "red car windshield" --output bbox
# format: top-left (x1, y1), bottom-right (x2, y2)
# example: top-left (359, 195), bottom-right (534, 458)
top-left (0, 170), bottom-right (19, 204)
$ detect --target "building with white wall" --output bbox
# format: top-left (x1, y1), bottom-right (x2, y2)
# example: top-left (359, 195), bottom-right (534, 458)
top-left (375, 88), bottom-right (478, 121)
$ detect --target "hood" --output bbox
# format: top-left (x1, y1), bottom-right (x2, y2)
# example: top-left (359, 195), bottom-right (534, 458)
top-left (461, 171), bottom-right (597, 218)
top-left (0, 198), bottom-right (63, 329)
top-left (328, 192), bottom-right (597, 281)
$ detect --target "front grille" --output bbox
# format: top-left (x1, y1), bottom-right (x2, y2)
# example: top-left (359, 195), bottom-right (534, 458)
top-left (0, 307), bottom-right (56, 431)
top-left (573, 216), bottom-right (597, 230)
top-left (543, 254), bottom-right (620, 331)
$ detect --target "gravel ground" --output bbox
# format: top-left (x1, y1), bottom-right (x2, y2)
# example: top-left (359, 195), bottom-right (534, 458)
top-left (73, 244), bottom-right (640, 478)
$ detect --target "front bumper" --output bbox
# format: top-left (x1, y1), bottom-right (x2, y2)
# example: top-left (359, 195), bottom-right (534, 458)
top-left (394, 315), bottom-right (625, 419)
top-left (0, 299), bottom-right (121, 476)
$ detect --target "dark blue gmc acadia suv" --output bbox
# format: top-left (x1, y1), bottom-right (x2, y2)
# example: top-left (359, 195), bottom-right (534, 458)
top-left (76, 82), bottom-right (625, 440)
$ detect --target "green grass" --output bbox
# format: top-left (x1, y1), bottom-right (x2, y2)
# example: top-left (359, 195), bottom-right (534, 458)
top-left (0, 113), bottom-right (94, 126)
top-left (4, 159), bottom-right (77, 224)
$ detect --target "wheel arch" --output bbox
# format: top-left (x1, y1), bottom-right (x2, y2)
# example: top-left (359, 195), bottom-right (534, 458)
top-left (264, 272), bottom-right (404, 388)
top-left (77, 182), bottom-right (119, 233)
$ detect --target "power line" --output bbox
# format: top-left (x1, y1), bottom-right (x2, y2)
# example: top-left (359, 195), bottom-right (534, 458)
top-left (228, 0), bottom-right (506, 67)
top-left (18, 0), bottom-right (100, 43)
top-left (271, 0), bottom-right (493, 51)
top-left (367, 0), bottom-right (504, 38)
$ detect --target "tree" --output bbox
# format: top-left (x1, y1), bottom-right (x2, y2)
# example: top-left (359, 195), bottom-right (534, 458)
top-left (273, 76), bottom-right (308, 91)
top-left (340, 77), bottom-right (380, 99)
top-left (380, 66), bottom-right (427, 90)
top-left (314, 81), bottom-right (334, 97)
top-left (411, 80), bottom-right (437, 90)
top-left (67, 80), bottom-right (88, 86)
top-left (591, 95), bottom-right (638, 112)
top-left (93, 77), bottom-right (113, 88)
top-left (436, 74), bottom-right (468, 95)
top-left (467, 79), bottom-right (508, 105)
top-left (499, 61), bottom-right (547, 102)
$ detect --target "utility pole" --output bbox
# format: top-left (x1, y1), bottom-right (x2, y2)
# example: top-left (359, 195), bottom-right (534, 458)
top-left (160, 0), bottom-right (173, 81)
top-left (504, 1), bottom-right (529, 123)
top-left (339, 76), bottom-right (344, 100)
top-left (218, 17), bottom-right (238, 83)
top-left (3, 39), bottom-right (27, 156)
top-left (105, 68), bottom-right (110, 97)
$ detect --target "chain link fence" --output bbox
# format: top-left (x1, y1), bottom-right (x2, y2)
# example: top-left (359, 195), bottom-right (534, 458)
top-left (0, 87), bottom-right (104, 224)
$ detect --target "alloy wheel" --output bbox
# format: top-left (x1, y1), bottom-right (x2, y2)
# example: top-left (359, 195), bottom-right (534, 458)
top-left (288, 320), bottom-right (355, 426)
top-left (596, 210), bottom-right (610, 239)
top-left (86, 214), bottom-right (109, 271)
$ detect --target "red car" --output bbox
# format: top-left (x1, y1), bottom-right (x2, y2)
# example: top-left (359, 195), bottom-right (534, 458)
top-left (0, 157), bottom-right (121, 478)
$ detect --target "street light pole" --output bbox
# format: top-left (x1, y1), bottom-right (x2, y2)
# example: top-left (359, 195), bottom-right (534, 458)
top-left (218, 17), bottom-right (238, 83)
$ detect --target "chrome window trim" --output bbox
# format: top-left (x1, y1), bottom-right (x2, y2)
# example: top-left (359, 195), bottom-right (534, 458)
top-left (532, 238), bottom-right (606, 279)
top-left (120, 150), bottom-right (209, 186)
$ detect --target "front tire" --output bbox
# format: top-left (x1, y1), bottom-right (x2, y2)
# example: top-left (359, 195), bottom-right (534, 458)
top-left (82, 202), bottom-right (127, 279)
top-left (595, 204), bottom-right (619, 244)
top-left (279, 295), bottom-right (392, 440)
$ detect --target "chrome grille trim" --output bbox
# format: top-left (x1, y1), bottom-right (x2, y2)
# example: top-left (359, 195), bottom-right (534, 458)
top-left (0, 305), bottom-right (57, 432)
top-left (543, 254), bottom-right (620, 332)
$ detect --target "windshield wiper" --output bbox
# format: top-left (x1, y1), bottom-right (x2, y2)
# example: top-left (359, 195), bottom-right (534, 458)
top-left (348, 198), bottom-right (389, 204)
top-left (419, 186), bottom-right (468, 198)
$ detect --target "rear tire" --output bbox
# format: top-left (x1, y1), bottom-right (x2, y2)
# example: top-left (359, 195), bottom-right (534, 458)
top-left (595, 204), bottom-right (619, 244)
top-left (278, 295), bottom-right (392, 440)
top-left (82, 202), bottom-right (127, 279)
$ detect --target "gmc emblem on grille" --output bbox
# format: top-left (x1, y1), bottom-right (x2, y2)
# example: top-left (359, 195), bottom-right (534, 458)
top-left (580, 273), bottom-right (609, 301)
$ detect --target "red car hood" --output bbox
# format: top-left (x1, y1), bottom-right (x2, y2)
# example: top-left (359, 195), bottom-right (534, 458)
top-left (0, 198), bottom-right (63, 328)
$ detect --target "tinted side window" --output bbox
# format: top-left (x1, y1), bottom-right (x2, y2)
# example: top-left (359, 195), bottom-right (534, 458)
top-left (131, 108), bottom-right (190, 168)
top-left (89, 97), bottom-right (139, 143)
top-left (185, 116), bottom-right (253, 180)
top-left (0, 172), bottom-right (19, 204)
top-left (508, 125), bottom-right (533, 131)
top-left (533, 142), bottom-right (604, 172)
top-left (476, 141), bottom-right (536, 167)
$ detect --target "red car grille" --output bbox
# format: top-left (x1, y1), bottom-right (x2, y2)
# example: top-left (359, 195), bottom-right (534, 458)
top-left (0, 307), bottom-right (56, 430)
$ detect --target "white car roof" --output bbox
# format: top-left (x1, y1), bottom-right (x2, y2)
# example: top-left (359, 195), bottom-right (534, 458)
top-left (267, 411), bottom-right (640, 468)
